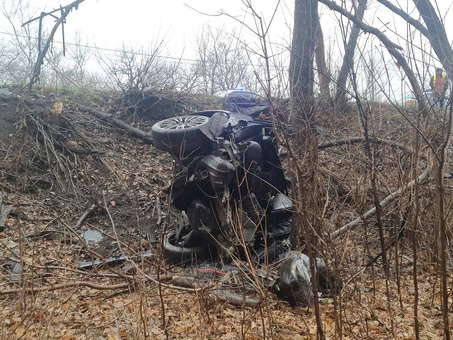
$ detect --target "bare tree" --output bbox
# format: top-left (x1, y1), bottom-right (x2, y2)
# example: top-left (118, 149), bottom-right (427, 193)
top-left (65, 32), bottom-right (93, 87)
top-left (22, 0), bottom-right (85, 91)
top-left (0, 0), bottom-right (40, 84)
top-left (289, 0), bottom-right (325, 338)
top-left (95, 43), bottom-right (168, 95)
top-left (164, 60), bottom-right (201, 95)
top-left (334, 0), bottom-right (367, 107)
top-left (315, 11), bottom-right (332, 102)
top-left (318, 1), bottom-right (453, 339)
top-left (289, 0), bottom-right (319, 246)
top-left (194, 25), bottom-right (253, 94)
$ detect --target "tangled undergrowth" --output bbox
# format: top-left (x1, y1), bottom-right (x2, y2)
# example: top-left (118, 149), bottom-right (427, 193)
top-left (0, 89), bottom-right (451, 339)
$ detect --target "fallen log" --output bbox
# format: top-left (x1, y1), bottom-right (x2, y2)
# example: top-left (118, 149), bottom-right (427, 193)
top-left (169, 276), bottom-right (260, 307)
top-left (0, 281), bottom-right (132, 295)
top-left (215, 290), bottom-right (260, 307)
top-left (319, 137), bottom-right (413, 154)
top-left (77, 104), bottom-right (154, 144)
top-left (331, 167), bottom-right (430, 239)
top-left (0, 275), bottom-right (174, 295)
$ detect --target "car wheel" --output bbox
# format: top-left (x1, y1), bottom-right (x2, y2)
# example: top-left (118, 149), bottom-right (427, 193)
top-left (163, 229), bottom-right (212, 265)
top-left (151, 115), bottom-right (210, 155)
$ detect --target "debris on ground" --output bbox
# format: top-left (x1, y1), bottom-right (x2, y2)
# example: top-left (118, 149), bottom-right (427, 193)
top-left (276, 252), bottom-right (341, 306)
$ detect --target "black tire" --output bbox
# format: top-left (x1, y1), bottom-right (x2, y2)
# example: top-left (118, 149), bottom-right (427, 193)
top-left (163, 229), bottom-right (212, 265)
top-left (151, 115), bottom-right (210, 155)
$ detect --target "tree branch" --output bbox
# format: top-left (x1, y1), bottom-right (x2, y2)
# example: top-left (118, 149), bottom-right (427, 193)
top-left (318, 137), bottom-right (414, 154)
top-left (318, 0), bottom-right (428, 116)
top-left (76, 103), bottom-right (154, 144)
top-left (331, 167), bottom-right (430, 239)
top-left (0, 281), bottom-right (132, 295)
top-left (376, 0), bottom-right (429, 38)
top-left (26, 0), bottom-right (85, 91)
top-left (412, 0), bottom-right (453, 75)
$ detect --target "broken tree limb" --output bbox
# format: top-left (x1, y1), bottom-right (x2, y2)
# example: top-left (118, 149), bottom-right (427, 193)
top-left (376, 0), bottom-right (429, 38)
top-left (0, 274), bottom-right (174, 295)
top-left (75, 203), bottom-right (96, 228)
top-left (169, 275), bottom-right (200, 288)
top-left (76, 104), bottom-right (154, 144)
top-left (331, 167), bottom-right (430, 239)
top-left (215, 290), bottom-right (260, 307)
top-left (0, 281), bottom-right (132, 295)
top-left (318, 137), bottom-right (414, 154)
top-left (168, 276), bottom-right (260, 306)
top-left (54, 140), bottom-right (105, 155)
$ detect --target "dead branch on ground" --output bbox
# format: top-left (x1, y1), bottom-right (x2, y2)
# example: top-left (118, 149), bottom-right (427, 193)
top-left (318, 137), bottom-right (414, 154)
top-left (75, 203), bottom-right (95, 228)
top-left (331, 167), bottom-right (430, 239)
top-left (0, 281), bottom-right (133, 295)
top-left (76, 103), bottom-right (154, 144)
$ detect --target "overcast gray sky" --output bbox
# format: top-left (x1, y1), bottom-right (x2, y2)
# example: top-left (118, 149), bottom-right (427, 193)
top-left (1, 0), bottom-right (452, 98)
top-left (7, 0), bottom-right (292, 60)
top-left (2, 0), bottom-right (452, 63)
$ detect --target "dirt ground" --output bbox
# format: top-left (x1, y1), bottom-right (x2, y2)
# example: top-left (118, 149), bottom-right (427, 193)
top-left (0, 89), bottom-right (451, 339)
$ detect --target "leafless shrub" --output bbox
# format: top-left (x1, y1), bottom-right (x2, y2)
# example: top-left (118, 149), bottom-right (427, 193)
top-left (95, 42), bottom-right (173, 96)
top-left (0, 0), bottom-right (40, 85)
top-left (194, 24), bottom-right (256, 94)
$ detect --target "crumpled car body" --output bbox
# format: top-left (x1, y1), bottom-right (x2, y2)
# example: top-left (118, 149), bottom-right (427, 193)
top-left (151, 110), bottom-right (291, 264)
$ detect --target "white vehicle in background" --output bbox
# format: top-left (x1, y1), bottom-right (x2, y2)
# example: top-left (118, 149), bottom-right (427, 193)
top-left (214, 88), bottom-right (269, 116)
top-left (395, 90), bottom-right (433, 107)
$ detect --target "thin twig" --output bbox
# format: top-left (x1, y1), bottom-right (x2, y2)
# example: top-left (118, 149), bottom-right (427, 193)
top-left (75, 203), bottom-right (96, 228)
top-left (156, 195), bottom-right (162, 226)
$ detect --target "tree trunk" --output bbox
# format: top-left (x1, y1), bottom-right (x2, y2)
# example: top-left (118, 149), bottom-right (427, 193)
top-left (320, 0), bottom-right (429, 116)
top-left (315, 12), bottom-right (332, 102)
top-left (27, 0), bottom-right (85, 91)
top-left (289, 0), bottom-right (319, 249)
top-left (335, 0), bottom-right (367, 107)
top-left (412, 0), bottom-right (453, 75)
top-left (289, 1), bottom-right (324, 337)
top-left (409, 3), bottom-right (452, 338)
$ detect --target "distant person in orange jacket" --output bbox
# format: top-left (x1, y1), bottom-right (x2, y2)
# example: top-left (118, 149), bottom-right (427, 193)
top-left (430, 68), bottom-right (448, 107)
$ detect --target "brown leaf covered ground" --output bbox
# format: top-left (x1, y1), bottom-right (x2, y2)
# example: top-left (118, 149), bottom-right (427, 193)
top-left (0, 90), bottom-right (451, 339)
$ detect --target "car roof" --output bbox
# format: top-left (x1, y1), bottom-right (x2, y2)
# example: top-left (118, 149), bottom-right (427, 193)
top-left (213, 90), bottom-right (261, 97)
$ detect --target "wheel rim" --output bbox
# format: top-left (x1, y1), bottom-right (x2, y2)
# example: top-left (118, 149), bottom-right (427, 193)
top-left (158, 116), bottom-right (209, 130)
top-left (173, 225), bottom-right (198, 247)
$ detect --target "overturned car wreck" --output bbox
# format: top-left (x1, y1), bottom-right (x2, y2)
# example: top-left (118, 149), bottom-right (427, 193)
top-left (151, 109), bottom-right (340, 306)
top-left (152, 109), bottom-right (291, 264)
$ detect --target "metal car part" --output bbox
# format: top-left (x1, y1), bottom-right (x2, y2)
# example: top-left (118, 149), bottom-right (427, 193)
top-left (196, 155), bottom-right (235, 191)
